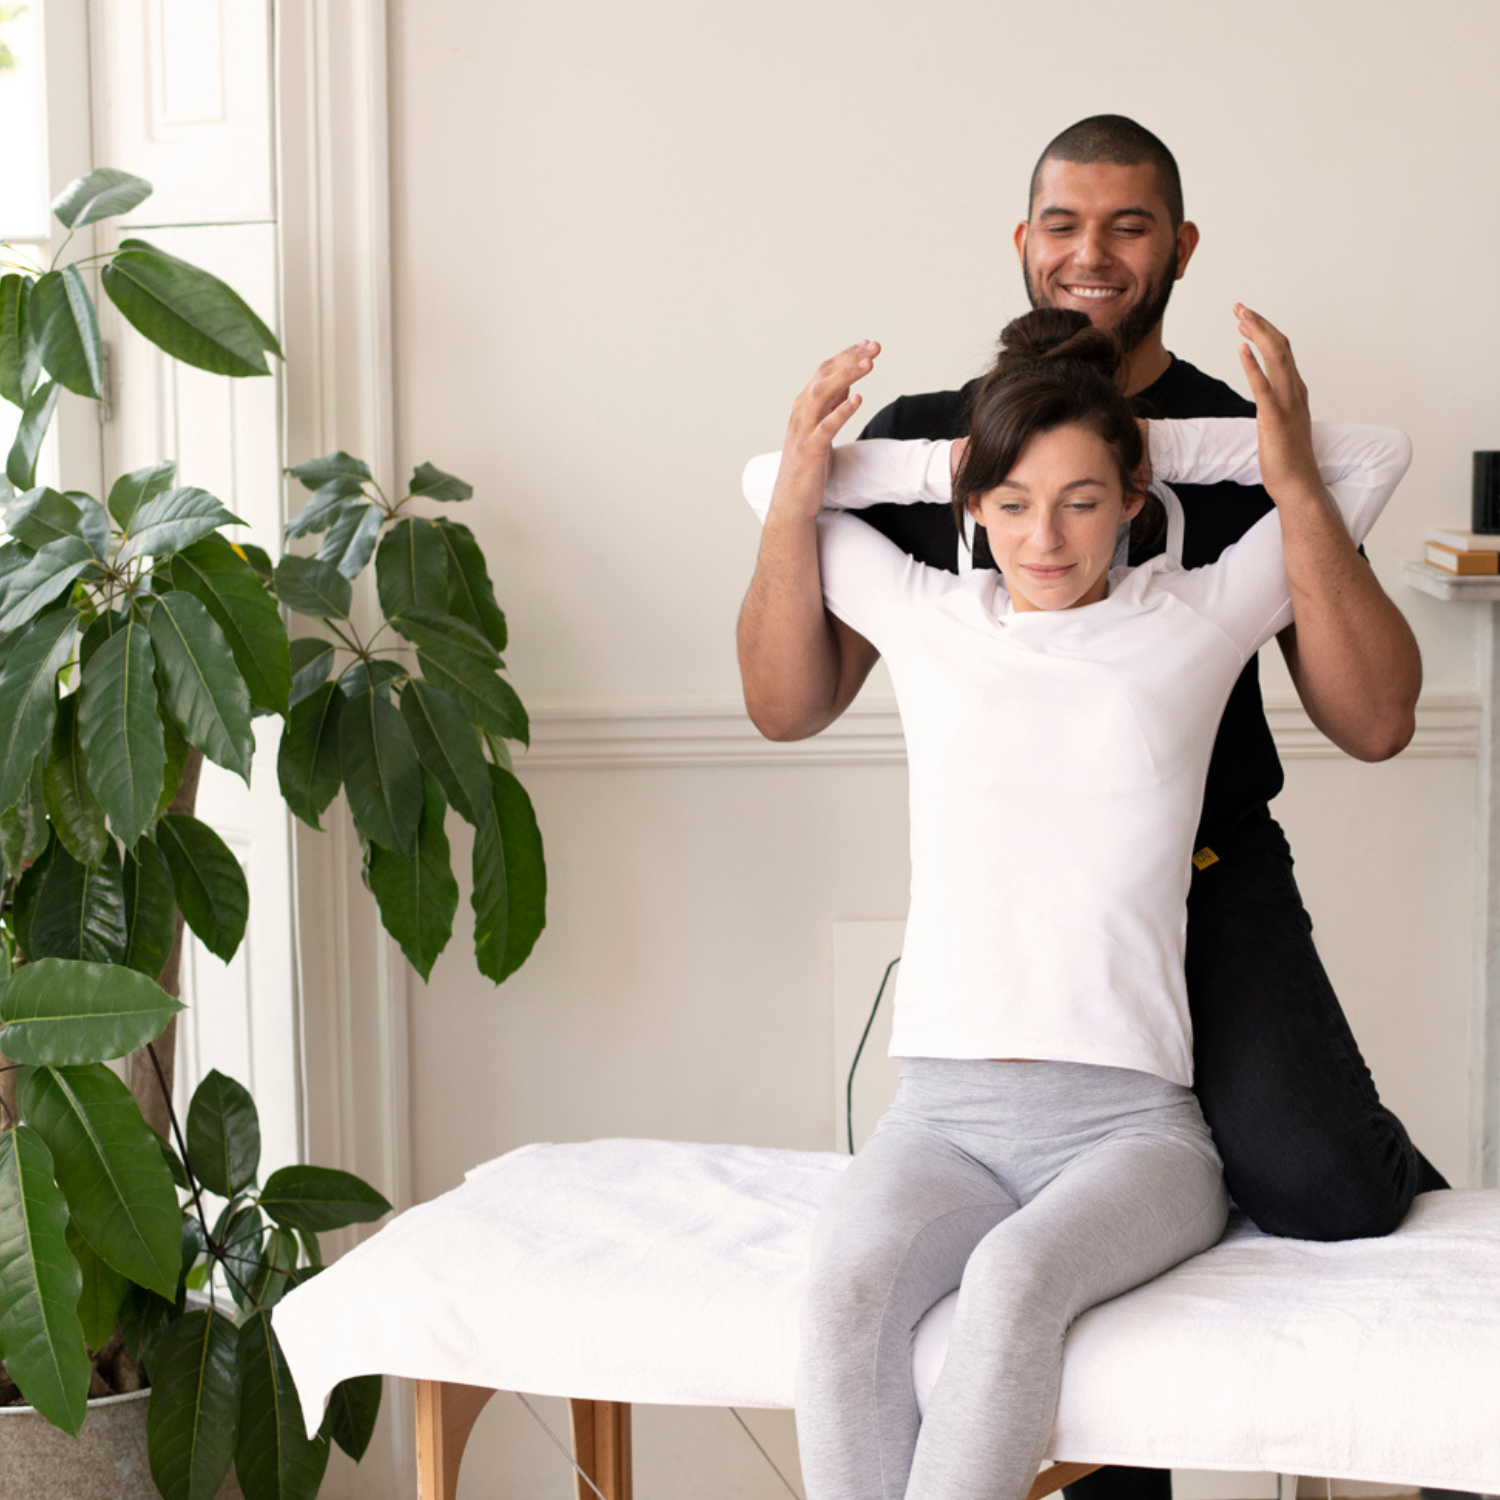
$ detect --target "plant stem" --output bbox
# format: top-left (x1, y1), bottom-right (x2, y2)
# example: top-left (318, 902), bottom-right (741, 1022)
top-left (145, 1040), bottom-right (210, 1235)
top-left (322, 618), bottom-right (365, 656)
top-left (48, 228), bottom-right (76, 273)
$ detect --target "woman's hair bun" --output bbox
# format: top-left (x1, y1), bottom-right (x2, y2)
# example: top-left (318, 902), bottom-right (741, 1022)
top-left (994, 308), bottom-right (1125, 385)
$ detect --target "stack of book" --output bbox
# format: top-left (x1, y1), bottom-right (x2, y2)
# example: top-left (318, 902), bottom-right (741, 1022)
top-left (1426, 527), bottom-right (1500, 575)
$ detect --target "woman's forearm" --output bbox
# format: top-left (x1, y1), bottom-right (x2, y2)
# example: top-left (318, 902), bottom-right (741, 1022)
top-left (742, 439), bottom-right (954, 522)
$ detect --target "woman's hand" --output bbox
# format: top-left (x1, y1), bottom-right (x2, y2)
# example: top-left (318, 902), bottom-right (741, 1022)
top-left (769, 341), bottom-right (880, 523)
top-left (1234, 304), bottom-right (1322, 506)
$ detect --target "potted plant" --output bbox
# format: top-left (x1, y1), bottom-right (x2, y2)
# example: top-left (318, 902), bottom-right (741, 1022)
top-left (0, 169), bottom-right (546, 1499)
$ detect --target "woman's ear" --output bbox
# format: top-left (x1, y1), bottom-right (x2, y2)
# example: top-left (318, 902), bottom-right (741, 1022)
top-left (1120, 486), bottom-right (1146, 523)
top-left (966, 493), bottom-right (986, 524)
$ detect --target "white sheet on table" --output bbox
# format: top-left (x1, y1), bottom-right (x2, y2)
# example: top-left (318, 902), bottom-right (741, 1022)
top-left (272, 1138), bottom-right (1500, 1493)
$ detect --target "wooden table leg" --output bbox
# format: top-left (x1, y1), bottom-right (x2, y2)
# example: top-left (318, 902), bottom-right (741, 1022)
top-left (1026, 1462), bottom-right (1102, 1500)
top-left (568, 1399), bottom-right (632, 1500)
top-left (415, 1380), bottom-right (497, 1500)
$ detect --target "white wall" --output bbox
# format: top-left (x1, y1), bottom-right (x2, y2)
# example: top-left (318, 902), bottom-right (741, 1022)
top-left (380, 1), bottom-right (1495, 1494)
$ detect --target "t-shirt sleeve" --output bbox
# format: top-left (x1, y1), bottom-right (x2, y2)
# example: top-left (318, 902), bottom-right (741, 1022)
top-left (740, 440), bottom-right (954, 648)
top-left (740, 438), bottom-right (954, 522)
top-left (1149, 418), bottom-right (1413, 655)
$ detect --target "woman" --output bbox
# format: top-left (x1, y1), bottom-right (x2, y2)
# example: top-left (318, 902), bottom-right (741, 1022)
top-left (740, 305), bottom-right (1410, 1500)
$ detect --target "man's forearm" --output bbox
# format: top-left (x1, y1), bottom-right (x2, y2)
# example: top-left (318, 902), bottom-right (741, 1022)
top-left (737, 513), bottom-right (877, 740)
top-left (1276, 486), bottom-right (1422, 761)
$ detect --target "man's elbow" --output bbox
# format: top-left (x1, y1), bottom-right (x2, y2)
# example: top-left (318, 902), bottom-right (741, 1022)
top-left (1354, 702), bottom-right (1417, 762)
top-left (742, 692), bottom-right (833, 743)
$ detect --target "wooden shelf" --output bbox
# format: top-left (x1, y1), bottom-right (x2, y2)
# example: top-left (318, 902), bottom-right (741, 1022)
top-left (1404, 560), bottom-right (1500, 602)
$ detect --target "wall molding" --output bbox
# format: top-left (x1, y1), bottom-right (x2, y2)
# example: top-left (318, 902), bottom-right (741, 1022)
top-left (522, 693), bottom-right (1482, 770)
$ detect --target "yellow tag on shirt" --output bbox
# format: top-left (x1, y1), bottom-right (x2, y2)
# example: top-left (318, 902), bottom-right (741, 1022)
top-left (1192, 848), bottom-right (1219, 871)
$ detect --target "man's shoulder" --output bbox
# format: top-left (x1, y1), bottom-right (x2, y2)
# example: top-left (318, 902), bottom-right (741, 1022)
top-left (861, 379), bottom-right (982, 441)
top-left (1136, 356), bottom-right (1255, 419)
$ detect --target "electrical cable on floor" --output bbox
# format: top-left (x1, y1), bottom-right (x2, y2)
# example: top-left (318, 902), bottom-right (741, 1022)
top-left (728, 1407), bottom-right (805, 1500)
top-left (513, 1391), bottom-right (610, 1500)
top-left (847, 956), bottom-right (900, 1153)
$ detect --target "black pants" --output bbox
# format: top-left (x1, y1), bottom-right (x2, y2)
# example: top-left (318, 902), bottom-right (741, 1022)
top-left (1065, 810), bottom-right (1447, 1500)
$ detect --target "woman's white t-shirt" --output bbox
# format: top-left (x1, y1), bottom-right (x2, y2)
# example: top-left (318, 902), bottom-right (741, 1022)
top-left (742, 419), bottom-right (1411, 1086)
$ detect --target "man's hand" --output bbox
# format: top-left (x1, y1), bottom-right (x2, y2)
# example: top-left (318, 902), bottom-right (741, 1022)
top-left (1234, 303), bottom-right (1323, 508)
top-left (769, 341), bottom-right (881, 524)
top-left (1232, 302), bottom-right (1422, 761)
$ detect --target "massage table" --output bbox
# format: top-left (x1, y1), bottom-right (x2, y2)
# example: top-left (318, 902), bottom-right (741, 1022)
top-left (273, 1138), bottom-right (1500, 1500)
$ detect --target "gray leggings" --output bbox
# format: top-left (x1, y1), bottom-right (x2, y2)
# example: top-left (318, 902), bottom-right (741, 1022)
top-left (796, 1058), bottom-right (1229, 1500)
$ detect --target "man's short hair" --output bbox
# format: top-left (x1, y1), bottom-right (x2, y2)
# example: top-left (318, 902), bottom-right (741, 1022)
top-left (1028, 115), bottom-right (1184, 228)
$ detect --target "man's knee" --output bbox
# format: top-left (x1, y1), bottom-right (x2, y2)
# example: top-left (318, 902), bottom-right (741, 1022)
top-left (1224, 1136), bottom-right (1417, 1242)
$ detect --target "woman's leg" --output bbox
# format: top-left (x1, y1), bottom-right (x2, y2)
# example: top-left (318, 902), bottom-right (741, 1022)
top-left (797, 1110), bottom-right (1017, 1500)
top-left (905, 1122), bottom-right (1228, 1500)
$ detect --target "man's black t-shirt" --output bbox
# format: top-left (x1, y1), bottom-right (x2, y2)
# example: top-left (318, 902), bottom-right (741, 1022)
top-left (856, 357), bottom-right (1282, 844)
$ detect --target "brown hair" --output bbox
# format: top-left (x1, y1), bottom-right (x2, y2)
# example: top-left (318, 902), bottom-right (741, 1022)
top-left (953, 308), bottom-right (1164, 554)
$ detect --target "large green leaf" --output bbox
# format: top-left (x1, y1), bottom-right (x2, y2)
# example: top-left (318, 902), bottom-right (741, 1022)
top-left (29, 266), bottom-right (103, 398)
top-left (408, 462), bottom-right (472, 502)
top-left (21, 1064), bottom-right (181, 1299)
top-left (287, 637), bottom-right (336, 708)
top-left (1, 747), bottom-right (50, 869)
top-left (472, 766), bottom-right (546, 984)
top-left (44, 693), bottom-right (110, 866)
top-left (317, 501), bottom-right (383, 579)
top-left (277, 683), bottom-right (344, 829)
top-left (415, 643), bottom-right (529, 745)
top-left (6, 379), bottom-right (61, 490)
top-left (28, 839), bottom-right (128, 963)
top-left (247, 1227), bottom-right (298, 1311)
top-left (0, 1126), bottom-right (90, 1434)
top-left (156, 813), bottom-right (248, 963)
top-left (323, 1373), bottom-right (382, 1463)
top-left (8, 485), bottom-right (108, 555)
top-left (168, 536), bottom-right (290, 716)
top-left (236, 1311), bottom-right (330, 1500)
top-left (186, 1070), bottom-right (260, 1200)
top-left (108, 459), bottom-right (177, 530)
top-left (157, 710), bottom-right (190, 815)
top-left (11, 836), bottom-right (55, 954)
top-left (389, 605), bottom-right (502, 668)
top-left (286, 452), bottom-right (370, 490)
top-left (0, 273), bottom-right (42, 409)
top-left (214, 1201), bottom-right (264, 1311)
top-left (0, 957), bottom-right (183, 1063)
top-left (0, 606), bottom-right (78, 814)
top-left (399, 678), bottom-right (489, 825)
top-left (67, 1219), bottom-right (127, 1351)
top-left (339, 687), bottom-right (421, 853)
top-left (259, 1166), bottom-right (391, 1233)
top-left (336, 659), bottom-right (403, 699)
top-left (283, 476), bottom-right (365, 540)
top-left (434, 518), bottom-right (508, 652)
top-left (366, 769), bottom-right (458, 981)
top-left (146, 1307), bottom-right (241, 1500)
top-left (0, 535), bottom-right (90, 633)
top-left (150, 590), bottom-right (254, 781)
top-left (102, 238), bottom-right (281, 378)
top-left (117, 486), bottom-right (244, 565)
top-left (77, 606), bottom-right (126, 669)
top-left (79, 616), bottom-right (165, 848)
top-left (374, 517), bottom-right (450, 619)
top-left (274, 553), bottom-right (353, 620)
top-left (51, 167), bottom-right (153, 229)
top-left (122, 836), bottom-right (179, 978)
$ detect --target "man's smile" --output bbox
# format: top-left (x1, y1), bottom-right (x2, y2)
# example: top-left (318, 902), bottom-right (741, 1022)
top-left (1060, 284), bottom-right (1126, 301)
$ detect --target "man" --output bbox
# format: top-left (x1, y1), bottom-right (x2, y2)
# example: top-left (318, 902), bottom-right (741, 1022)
top-left (736, 114), bottom-right (1445, 1500)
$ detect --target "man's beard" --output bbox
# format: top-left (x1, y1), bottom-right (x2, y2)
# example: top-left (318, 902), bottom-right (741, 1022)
top-left (1024, 244), bottom-right (1179, 354)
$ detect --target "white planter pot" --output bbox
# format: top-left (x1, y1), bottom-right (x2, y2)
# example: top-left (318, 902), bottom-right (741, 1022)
top-left (0, 1387), bottom-right (242, 1499)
